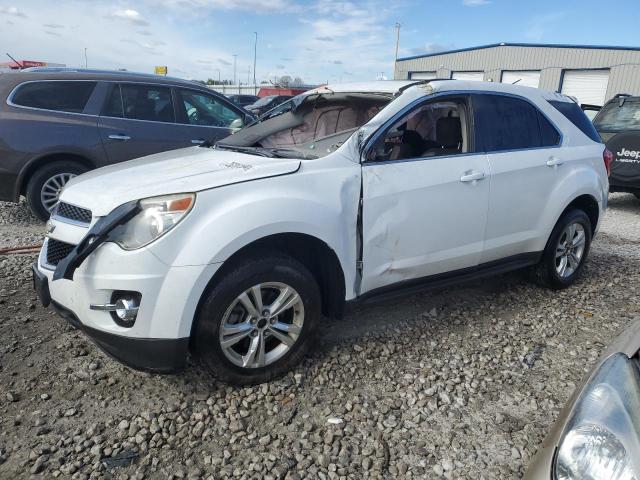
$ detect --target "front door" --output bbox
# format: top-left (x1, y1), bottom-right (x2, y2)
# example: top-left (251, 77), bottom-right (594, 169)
top-left (360, 95), bottom-right (491, 294)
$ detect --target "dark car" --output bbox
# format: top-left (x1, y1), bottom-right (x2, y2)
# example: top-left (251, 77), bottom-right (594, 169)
top-left (246, 95), bottom-right (293, 116)
top-left (592, 94), bottom-right (640, 199)
top-left (227, 94), bottom-right (259, 107)
top-left (0, 69), bottom-right (255, 220)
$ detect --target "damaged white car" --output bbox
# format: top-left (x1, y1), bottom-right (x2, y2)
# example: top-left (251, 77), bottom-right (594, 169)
top-left (33, 80), bottom-right (610, 385)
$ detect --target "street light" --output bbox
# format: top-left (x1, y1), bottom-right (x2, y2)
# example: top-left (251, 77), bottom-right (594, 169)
top-left (253, 32), bottom-right (258, 95)
top-left (232, 54), bottom-right (238, 92)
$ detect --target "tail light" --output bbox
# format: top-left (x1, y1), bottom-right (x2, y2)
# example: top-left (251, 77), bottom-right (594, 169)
top-left (603, 148), bottom-right (614, 176)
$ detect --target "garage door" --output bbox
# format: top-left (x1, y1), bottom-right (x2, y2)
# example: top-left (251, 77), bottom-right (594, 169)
top-left (452, 71), bottom-right (484, 81)
top-left (561, 70), bottom-right (610, 106)
top-left (501, 70), bottom-right (540, 88)
top-left (410, 71), bottom-right (436, 80)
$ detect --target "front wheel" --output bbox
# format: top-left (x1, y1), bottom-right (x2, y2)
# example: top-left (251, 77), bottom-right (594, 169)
top-left (532, 209), bottom-right (592, 289)
top-left (193, 253), bottom-right (321, 385)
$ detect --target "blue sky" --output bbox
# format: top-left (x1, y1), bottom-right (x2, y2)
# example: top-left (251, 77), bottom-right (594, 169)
top-left (0, 0), bottom-right (638, 84)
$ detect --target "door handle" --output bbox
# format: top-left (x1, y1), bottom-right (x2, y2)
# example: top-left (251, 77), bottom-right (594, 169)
top-left (108, 134), bottom-right (131, 141)
top-left (191, 139), bottom-right (206, 145)
top-left (460, 171), bottom-right (486, 183)
top-left (546, 157), bottom-right (564, 167)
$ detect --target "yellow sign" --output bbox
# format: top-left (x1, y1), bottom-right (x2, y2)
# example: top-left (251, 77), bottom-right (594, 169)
top-left (154, 66), bottom-right (168, 76)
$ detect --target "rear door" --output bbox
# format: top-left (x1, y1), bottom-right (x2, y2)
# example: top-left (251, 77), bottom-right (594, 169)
top-left (172, 88), bottom-right (246, 145)
top-left (474, 93), bottom-right (564, 263)
top-left (98, 82), bottom-right (186, 164)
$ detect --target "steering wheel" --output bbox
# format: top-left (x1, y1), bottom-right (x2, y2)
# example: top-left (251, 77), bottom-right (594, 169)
top-left (187, 107), bottom-right (199, 123)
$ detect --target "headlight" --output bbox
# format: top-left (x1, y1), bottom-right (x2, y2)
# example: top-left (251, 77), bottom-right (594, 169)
top-left (114, 193), bottom-right (195, 250)
top-left (555, 353), bottom-right (640, 480)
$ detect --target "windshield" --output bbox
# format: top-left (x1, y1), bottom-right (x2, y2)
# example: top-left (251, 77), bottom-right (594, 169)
top-left (594, 99), bottom-right (640, 133)
top-left (215, 91), bottom-right (393, 159)
top-left (251, 96), bottom-right (277, 107)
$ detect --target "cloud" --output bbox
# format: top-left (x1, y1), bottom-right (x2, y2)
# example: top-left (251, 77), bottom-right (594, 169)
top-left (315, 36), bottom-right (333, 42)
top-left (196, 59), bottom-right (215, 65)
top-left (462, 0), bottom-right (490, 5)
top-left (0, 6), bottom-right (26, 17)
top-left (108, 9), bottom-right (149, 26)
top-left (218, 58), bottom-right (231, 66)
top-left (332, 60), bottom-right (342, 65)
top-left (525, 12), bottom-right (565, 41)
top-left (276, 64), bottom-right (285, 69)
top-left (280, 57), bottom-right (292, 61)
top-left (43, 23), bottom-right (64, 29)
top-left (408, 42), bottom-right (455, 56)
top-left (45, 30), bottom-right (61, 37)
top-left (159, 0), bottom-right (294, 13)
top-left (137, 30), bottom-right (152, 36)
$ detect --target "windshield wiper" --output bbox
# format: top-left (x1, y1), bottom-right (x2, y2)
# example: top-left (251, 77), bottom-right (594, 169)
top-left (215, 144), bottom-right (276, 157)
top-left (265, 148), bottom-right (318, 160)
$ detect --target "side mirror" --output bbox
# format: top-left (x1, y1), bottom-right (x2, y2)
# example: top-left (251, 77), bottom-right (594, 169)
top-left (229, 118), bottom-right (245, 131)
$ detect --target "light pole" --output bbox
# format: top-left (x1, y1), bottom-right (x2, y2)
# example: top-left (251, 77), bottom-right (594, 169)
top-left (253, 32), bottom-right (258, 94)
top-left (84, 48), bottom-right (88, 68)
top-left (232, 54), bottom-right (238, 93)
top-left (393, 22), bottom-right (401, 79)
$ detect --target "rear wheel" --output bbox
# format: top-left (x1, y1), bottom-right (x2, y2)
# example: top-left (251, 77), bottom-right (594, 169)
top-left (26, 160), bottom-right (89, 221)
top-left (532, 209), bottom-right (592, 289)
top-left (193, 253), bottom-right (321, 385)
top-left (634, 193), bottom-right (640, 201)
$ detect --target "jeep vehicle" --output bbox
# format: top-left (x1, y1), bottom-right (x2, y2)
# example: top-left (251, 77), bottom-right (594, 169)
top-left (592, 94), bottom-right (640, 198)
top-left (0, 69), bottom-right (254, 220)
top-left (32, 80), bottom-right (610, 385)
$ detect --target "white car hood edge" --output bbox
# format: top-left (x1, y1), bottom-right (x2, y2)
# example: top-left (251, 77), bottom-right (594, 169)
top-left (59, 147), bottom-right (301, 216)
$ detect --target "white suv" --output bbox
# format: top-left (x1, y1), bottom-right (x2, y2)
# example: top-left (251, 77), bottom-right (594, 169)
top-left (33, 80), bottom-right (610, 385)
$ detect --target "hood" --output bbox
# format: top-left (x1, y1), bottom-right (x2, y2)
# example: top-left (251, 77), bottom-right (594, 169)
top-left (60, 146), bottom-right (301, 216)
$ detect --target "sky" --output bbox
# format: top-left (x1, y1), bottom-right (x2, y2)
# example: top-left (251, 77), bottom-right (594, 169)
top-left (0, 0), bottom-right (638, 85)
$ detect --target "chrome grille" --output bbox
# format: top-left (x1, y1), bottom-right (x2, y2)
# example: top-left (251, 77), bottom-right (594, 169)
top-left (45, 239), bottom-right (75, 267)
top-left (54, 202), bottom-right (92, 224)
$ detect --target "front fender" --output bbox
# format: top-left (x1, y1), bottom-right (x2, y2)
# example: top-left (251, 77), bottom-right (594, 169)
top-left (147, 163), bottom-right (362, 298)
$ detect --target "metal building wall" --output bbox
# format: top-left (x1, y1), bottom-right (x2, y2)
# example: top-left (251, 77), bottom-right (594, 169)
top-left (394, 44), bottom-right (640, 100)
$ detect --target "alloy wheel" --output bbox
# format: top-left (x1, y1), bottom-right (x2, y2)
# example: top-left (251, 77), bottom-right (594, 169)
top-left (219, 282), bottom-right (304, 369)
top-left (555, 222), bottom-right (586, 278)
top-left (41, 173), bottom-right (76, 213)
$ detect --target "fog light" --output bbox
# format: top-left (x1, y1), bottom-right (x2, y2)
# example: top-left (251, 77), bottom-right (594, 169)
top-left (114, 297), bottom-right (139, 323)
top-left (89, 291), bottom-right (141, 328)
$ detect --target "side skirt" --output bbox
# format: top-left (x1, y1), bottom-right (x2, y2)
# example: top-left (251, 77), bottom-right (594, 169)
top-left (347, 252), bottom-right (542, 308)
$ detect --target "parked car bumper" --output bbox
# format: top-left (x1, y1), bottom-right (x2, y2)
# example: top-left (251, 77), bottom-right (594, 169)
top-left (32, 238), bottom-right (220, 372)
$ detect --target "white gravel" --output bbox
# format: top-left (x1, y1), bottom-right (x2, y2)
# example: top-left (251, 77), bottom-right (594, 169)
top-left (1, 194), bottom-right (639, 479)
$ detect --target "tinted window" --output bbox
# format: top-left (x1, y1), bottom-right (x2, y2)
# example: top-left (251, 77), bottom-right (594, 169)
top-left (594, 99), bottom-right (640, 133)
top-left (103, 85), bottom-right (123, 117)
top-left (120, 84), bottom-right (175, 123)
top-left (12, 81), bottom-right (96, 113)
top-left (474, 94), bottom-right (553, 151)
top-left (178, 89), bottom-right (242, 128)
top-left (371, 99), bottom-right (467, 162)
top-left (549, 100), bottom-right (601, 142)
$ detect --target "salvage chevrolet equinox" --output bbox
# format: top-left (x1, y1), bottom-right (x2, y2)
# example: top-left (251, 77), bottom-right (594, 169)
top-left (33, 80), bottom-right (610, 385)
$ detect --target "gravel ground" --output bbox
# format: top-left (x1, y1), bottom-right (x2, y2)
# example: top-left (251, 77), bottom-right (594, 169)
top-left (1, 194), bottom-right (639, 479)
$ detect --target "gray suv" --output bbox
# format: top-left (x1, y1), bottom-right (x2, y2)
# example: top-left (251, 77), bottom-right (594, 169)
top-left (0, 69), bottom-right (254, 220)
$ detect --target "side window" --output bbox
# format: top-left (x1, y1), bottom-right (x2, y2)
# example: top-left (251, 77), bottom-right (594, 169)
top-left (102, 84), bottom-right (124, 117)
top-left (11, 81), bottom-right (97, 113)
top-left (120, 84), bottom-right (175, 123)
top-left (551, 100), bottom-right (602, 142)
top-left (538, 111), bottom-right (561, 146)
top-left (370, 99), bottom-right (468, 162)
top-left (473, 94), bottom-right (547, 152)
top-left (177, 89), bottom-right (243, 128)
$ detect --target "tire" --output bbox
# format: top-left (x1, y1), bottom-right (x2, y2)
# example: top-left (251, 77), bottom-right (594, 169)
top-left (634, 193), bottom-right (640, 201)
top-left (193, 253), bottom-right (321, 385)
top-left (25, 160), bottom-right (89, 221)
top-left (532, 209), bottom-right (592, 289)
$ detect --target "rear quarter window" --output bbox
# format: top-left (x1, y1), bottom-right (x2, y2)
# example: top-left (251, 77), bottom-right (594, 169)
top-left (549, 100), bottom-right (601, 143)
top-left (11, 81), bottom-right (97, 113)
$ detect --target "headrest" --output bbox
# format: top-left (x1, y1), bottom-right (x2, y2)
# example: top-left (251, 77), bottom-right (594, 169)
top-left (436, 116), bottom-right (461, 149)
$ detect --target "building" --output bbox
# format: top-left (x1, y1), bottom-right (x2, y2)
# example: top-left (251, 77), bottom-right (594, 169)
top-left (394, 43), bottom-right (640, 106)
top-left (0, 60), bottom-right (65, 70)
